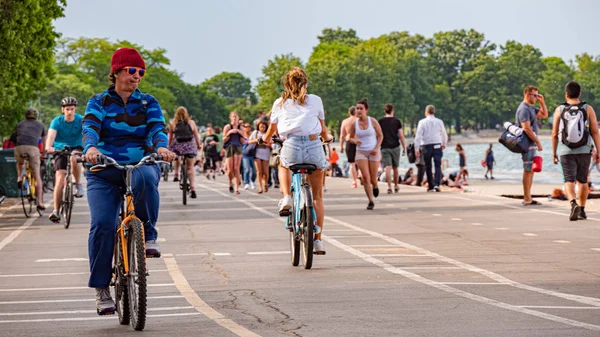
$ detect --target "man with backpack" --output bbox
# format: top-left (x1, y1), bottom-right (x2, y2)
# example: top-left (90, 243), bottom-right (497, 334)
top-left (517, 85), bottom-right (548, 205)
top-left (551, 81), bottom-right (600, 221)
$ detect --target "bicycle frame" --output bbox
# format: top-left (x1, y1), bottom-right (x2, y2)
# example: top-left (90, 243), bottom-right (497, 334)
top-left (290, 170), bottom-right (315, 233)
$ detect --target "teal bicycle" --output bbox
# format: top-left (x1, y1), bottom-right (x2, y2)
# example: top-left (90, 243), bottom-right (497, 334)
top-left (271, 136), bottom-right (328, 270)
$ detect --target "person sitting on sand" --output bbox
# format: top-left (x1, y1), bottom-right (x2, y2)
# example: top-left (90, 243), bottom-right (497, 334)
top-left (401, 168), bottom-right (416, 185)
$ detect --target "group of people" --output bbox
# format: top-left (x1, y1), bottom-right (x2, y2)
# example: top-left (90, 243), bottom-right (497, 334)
top-left (7, 42), bottom-right (599, 320)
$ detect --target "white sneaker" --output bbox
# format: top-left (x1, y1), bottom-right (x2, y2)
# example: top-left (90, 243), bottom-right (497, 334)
top-left (244, 184), bottom-right (250, 190)
top-left (250, 182), bottom-right (256, 190)
top-left (324, 185), bottom-right (328, 192)
top-left (278, 195), bottom-right (293, 215)
top-left (314, 240), bottom-right (325, 254)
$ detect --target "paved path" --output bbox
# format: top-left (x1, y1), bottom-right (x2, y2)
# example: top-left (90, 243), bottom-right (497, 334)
top-left (0, 174), bottom-right (599, 336)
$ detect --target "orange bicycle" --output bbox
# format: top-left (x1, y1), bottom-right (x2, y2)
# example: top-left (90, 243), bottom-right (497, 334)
top-left (19, 154), bottom-right (43, 218)
top-left (84, 153), bottom-right (164, 331)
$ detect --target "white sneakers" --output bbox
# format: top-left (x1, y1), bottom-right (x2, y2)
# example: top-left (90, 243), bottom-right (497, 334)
top-left (278, 195), bottom-right (293, 214)
top-left (314, 240), bottom-right (325, 254)
top-left (244, 184), bottom-right (250, 190)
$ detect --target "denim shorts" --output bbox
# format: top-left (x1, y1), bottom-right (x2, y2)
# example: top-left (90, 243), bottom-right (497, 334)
top-left (280, 135), bottom-right (329, 170)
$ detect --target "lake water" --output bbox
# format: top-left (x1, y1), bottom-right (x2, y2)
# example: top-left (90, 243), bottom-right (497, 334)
top-left (335, 139), bottom-right (576, 184)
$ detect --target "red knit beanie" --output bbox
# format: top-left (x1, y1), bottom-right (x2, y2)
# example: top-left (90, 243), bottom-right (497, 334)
top-left (111, 48), bottom-right (146, 73)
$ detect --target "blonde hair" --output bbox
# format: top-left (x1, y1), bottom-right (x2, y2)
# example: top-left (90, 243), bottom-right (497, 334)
top-left (174, 106), bottom-right (190, 124)
top-left (280, 67), bottom-right (308, 106)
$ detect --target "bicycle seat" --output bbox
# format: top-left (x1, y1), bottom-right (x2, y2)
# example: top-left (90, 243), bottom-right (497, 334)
top-left (289, 164), bottom-right (317, 173)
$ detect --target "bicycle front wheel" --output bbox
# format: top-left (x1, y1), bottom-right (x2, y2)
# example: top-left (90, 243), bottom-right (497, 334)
top-left (300, 185), bottom-right (314, 270)
top-left (20, 176), bottom-right (32, 218)
top-left (127, 218), bottom-right (147, 331)
top-left (63, 182), bottom-right (74, 229)
top-left (114, 228), bottom-right (130, 325)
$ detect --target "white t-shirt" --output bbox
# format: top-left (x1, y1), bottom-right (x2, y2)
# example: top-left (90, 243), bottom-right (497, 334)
top-left (270, 94), bottom-right (324, 139)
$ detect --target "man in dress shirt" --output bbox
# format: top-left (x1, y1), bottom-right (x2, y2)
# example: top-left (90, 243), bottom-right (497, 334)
top-left (414, 105), bottom-right (448, 192)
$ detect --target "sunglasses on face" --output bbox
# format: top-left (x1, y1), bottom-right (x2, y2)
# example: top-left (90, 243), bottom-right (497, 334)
top-left (244, 125), bottom-right (251, 128)
top-left (123, 67), bottom-right (146, 77)
top-left (530, 93), bottom-right (538, 98)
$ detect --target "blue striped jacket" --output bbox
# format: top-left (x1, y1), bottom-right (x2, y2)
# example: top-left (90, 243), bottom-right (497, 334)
top-left (82, 85), bottom-right (168, 164)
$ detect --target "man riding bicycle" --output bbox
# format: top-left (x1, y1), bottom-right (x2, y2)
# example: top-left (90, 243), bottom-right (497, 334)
top-left (46, 96), bottom-right (84, 223)
top-left (82, 47), bottom-right (175, 314)
top-left (14, 108), bottom-right (47, 211)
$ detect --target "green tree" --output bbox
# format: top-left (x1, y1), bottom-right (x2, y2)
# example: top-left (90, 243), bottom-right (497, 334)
top-left (255, 54), bottom-right (303, 110)
top-left (428, 29), bottom-right (496, 132)
top-left (317, 27), bottom-right (360, 46)
top-left (0, 0), bottom-right (66, 135)
top-left (539, 57), bottom-right (575, 109)
top-left (574, 53), bottom-right (600, 108)
top-left (202, 72), bottom-right (257, 106)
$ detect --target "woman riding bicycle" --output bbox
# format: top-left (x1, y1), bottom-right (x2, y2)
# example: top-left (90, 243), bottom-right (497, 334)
top-left (82, 48), bottom-right (175, 315)
top-left (168, 106), bottom-right (202, 198)
top-left (262, 67), bottom-right (332, 254)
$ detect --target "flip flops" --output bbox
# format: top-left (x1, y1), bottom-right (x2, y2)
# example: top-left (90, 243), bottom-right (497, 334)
top-left (523, 200), bottom-right (541, 206)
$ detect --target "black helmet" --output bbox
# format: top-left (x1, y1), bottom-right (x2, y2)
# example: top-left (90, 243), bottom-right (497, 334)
top-left (61, 96), bottom-right (78, 106)
top-left (25, 108), bottom-right (39, 119)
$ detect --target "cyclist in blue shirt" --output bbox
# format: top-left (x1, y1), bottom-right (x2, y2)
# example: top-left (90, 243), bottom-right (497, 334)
top-left (45, 97), bottom-right (84, 223)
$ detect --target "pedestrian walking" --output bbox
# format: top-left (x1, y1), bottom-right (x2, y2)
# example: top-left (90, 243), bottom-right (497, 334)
top-left (551, 81), bottom-right (600, 220)
top-left (484, 144), bottom-right (495, 180)
top-left (378, 103), bottom-right (406, 194)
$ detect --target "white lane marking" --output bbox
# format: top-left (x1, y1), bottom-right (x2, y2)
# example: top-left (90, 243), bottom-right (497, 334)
top-left (554, 240), bottom-right (571, 244)
top-left (0, 216), bottom-right (36, 252)
top-left (35, 258), bottom-right (88, 263)
top-left (350, 244), bottom-right (400, 248)
top-left (0, 312), bottom-right (201, 324)
top-left (370, 254), bottom-right (429, 257)
top-left (0, 306), bottom-right (195, 316)
top-left (198, 184), bottom-right (600, 331)
top-left (440, 282), bottom-right (506, 285)
top-left (175, 252), bottom-right (231, 257)
top-left (517, 306), bottom-right (600, 310)
top-left (592, 248), bottom-right (600, 252)
top-left (400, 266), bottom-right (462, 270)
top-left (0, 269), bottom-right (167, 278)
top-left (162, 253), bottom-right (174, 257)
top-left (247, 251), bottom-right (290, 255)
top-left (327, 235), bottom-right (375, 238)
top-left (471, 223), bottom-right (483, 226)
top-left (0, 203), bottom-right (23, 218)
top-left (495, 228), bottom-right (508, 230)
top-left (324, 229), bottom-right (356, 232)
top-left (523, 233), bottom-right (538, 237)
top-left (0, 295), bottom-right (184, 305)
top-left (163, 257), bottom-right (261, 337)
top-left (0, 283), bottom-right (174, 292)
top-left (69, 207), bottom-right (272, 216)
top-left (0, 272), bottom-right (87, 278)
top-left (450, 218), bottom-right (462, 221)
top-left (158, 238), bottom-right (167, 242)
top-left (203, 183), bottom-right (600, 308)
top-left (432, 214), bottom-right (442, 217)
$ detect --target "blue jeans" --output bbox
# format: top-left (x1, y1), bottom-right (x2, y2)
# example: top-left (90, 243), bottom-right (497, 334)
top-left (86, 165), bottom-right (160, 288)
top-left (242, 156), bottom-right (256, 184)
top-left (422, 144), bottom-right (443, 189)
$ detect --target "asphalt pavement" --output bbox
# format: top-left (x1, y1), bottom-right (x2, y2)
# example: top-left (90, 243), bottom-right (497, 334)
top-left (0, 173), bottom-right (599, 337)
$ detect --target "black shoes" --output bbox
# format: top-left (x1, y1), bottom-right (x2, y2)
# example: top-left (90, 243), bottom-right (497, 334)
top-left (373, 187), bottom-right (379, 198)
top-left (569, 202), bottom-right (581, 221)
top-left (173, 176), bottom-right (179, 182)
top-left (578, 208), bottom-right (587, 220)
top-left (190, 190), bottom-right (197, 198)
top-left (367, 202), bottom-right (374, 210)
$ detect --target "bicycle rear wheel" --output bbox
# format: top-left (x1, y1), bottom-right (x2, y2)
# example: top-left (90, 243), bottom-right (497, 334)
top-left (114, 228), bottom-right (130, 325)
top-left (181, 159), bottom-right (188, 206)
top-left (300, 185), bottom-right (314, 269)
top-left (20, 176), bottom-right (32, 218)
top-left (127, 218), bottom-right (147, 331)
top-left (43, 158), bottom-right (54, 192)
top-left (63, 181), bottom-right (74, 229)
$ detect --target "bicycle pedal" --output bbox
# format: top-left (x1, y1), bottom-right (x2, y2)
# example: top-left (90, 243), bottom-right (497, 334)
top-left (146, 253), bottom-right (161, 258)
top-left (97, 310), bottom-right (115, 316)
top-left (279, 210), bottom-right (291, 217)
top-left (314, 251), bottom-right (326, 255)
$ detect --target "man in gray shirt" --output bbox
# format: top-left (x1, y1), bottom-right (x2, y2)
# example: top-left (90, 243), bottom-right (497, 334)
top-left (516, 85), bottom-right (548, 206)
top-left (14, 108), bottom-right (47, 210)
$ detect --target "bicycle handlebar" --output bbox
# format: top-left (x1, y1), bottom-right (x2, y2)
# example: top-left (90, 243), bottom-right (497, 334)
top-left (78, 153), bottom-right (167, 171)
top-left (268, 135), bottom-right (334, 146)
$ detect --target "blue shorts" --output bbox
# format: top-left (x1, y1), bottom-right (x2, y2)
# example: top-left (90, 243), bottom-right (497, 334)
top-left (279, 135), bottom-right (329, 170)
top-left (522, 145), bottom-right (538, 172)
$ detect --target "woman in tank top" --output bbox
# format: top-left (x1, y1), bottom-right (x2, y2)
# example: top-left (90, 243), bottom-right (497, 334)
top-left (223, 111), bottom-right (245, 194)
top-left (247, 120), bottom-right (272, 193)
top-left (349, 99), bottom-right (384, 210)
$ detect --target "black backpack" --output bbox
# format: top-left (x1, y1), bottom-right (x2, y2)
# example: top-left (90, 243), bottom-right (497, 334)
top-left (174, 120), bottom-right (193, 142)
top-left (407, 143), bottom-right (416, 163)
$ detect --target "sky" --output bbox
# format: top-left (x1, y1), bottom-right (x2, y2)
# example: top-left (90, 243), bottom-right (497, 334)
top-left (54, 0), bottom-right (600, 85)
